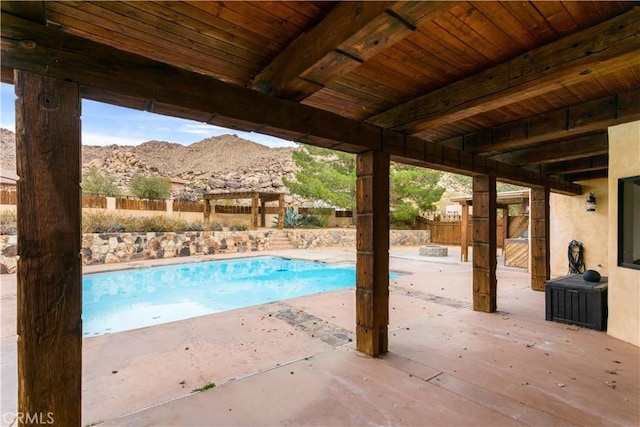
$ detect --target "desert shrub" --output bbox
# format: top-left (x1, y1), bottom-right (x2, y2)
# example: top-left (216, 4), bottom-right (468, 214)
top-left (305, 207), bottom-right (332, 228)
top-left (183, 220), bottom-right (205, 231)
top-left (81, 167), bottom-right (122, 196)
top-left (207, 222), bottom-right (224, 232)
top-left (82, 211), bottom-right (198, 233)
top-left (129, 175), bottom-right (171, 200)
top-left (82, 210), bottom-right (130, 233)
top-left (228, 223), bottom-right (248, 231)
top-left (137, 216), bottom-right (186, 232)
top-left (0, 210), bottom-right (17, 235)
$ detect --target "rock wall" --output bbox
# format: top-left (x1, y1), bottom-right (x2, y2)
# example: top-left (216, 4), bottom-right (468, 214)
top-left (284, 229), bottom-right (431, 249)
top-left (0, 229), bottom-right (431, 273)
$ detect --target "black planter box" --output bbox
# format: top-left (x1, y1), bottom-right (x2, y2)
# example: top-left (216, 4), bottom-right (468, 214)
top-left (545, 275), bottom-right (608, 331)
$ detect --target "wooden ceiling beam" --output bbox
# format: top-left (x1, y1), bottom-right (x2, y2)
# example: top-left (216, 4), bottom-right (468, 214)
top-left (249, 1), bottom-right (453, 101)
top-left (490, 133), bottom-right (609, 167)
top-left (368, 7), bottom-right (640, 133)
top-left (0, 12), bottom-right (581, 195)
top-left (441, 90), bottom-right (640, 154)
top-left (537, 154), bottom-right (609, 176)
top-left (561, 170), bottom-right (609, 182)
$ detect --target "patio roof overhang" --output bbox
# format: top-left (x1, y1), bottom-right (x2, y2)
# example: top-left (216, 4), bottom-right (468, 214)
top-left (2, 2), bottom-right (639, 424)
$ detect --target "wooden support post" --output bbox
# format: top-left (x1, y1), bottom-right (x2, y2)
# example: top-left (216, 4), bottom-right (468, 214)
top-left (472, 175), bottom-right (497, 312)
top-left (502, 209), bottom-right (509, 256)
top-left (260, 200), bottom-right (266, 228)
top-left (355, 151), bottom-right (390, 357)
top-left (277, 194), bottom-right (284, 231)
top-left (460, 203), bottom-right (469, 262)
top-left (530, 186), bottom-right (550, 291)
top-left (251, 192), bottom-right (259, 230)
top-left (15, 71), bottom-right (82, 426)
top-left (203, 198), bottom-right (211, 225)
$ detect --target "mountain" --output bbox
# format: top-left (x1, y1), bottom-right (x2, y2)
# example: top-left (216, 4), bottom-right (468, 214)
top-left (0, 128), bottom-right (480, 208)
top-left (1, 129), bottom-right (297, 200)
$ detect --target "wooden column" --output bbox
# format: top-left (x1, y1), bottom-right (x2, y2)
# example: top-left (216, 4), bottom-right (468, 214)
top-left (530, 186), bottom-right (550, 291)
top-left (460, 203), bottom-right (469, 262)
top-left (277, 194), bottom-right (284, 230)
top-left (260, 200), bottom-right (266, 227)
top-left (251, 192), bottom-right (259, 230)
top-left (203, 198), bottom-right (211, 225)
top-left (16, 71), bottom-right (82, 426)
top-left (355, 151), bottom-right (390, 357)
top-left (502, 209), bottom-right (509, 255)
top-left (472, 175), bottom-right (497, 312)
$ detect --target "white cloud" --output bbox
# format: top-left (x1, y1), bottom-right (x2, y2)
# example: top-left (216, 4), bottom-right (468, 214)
top-left (180, 123), bottom-right (218, 135)
top-left (82, 132), bottom-right (147, 147)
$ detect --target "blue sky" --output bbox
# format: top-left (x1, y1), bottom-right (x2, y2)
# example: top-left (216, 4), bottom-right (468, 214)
top-left (0, 82), bottom-right (296, 148)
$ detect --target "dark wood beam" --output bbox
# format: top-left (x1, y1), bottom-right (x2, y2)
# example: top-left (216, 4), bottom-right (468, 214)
top-left (561, 170), bottom-right (609, 182)
top-left (538, 154), bottom-right (608, 176)
top-left (355, 150), bottom-right (390, 356)
top-left (441, 90), bottom-right (640, 155)
top-left (249, 1), bottom-right (453, 101)
top-left (367, 7), bottom-right (640, 133)
top-left (490, 133), bottom-right (608, 166)
top-left (530, 186), bottom-right (550, 291)
top-left (0, 11), bottom-right (581, 195)
top-left (0, 0), bottom-right (45, 23)
top-left (472, 175), bottom-right (497, 312)
top-left (15, 70), bottom-right (82, 426)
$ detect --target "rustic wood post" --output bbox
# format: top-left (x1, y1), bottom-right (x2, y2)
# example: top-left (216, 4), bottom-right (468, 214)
top-left (251, 192), bottom-right (259, 230)
top-left (502, 208), bottom-right (509, 255)
top-left (15, 71), bottom-right (82, 426)
top-left (355, 150), bottom-right (390, 356)
top-left (530, 186), bottom-right (550, 291)
top-left (472, 175), bottom-right (497, 312)
top-left (203, 197), bottom-right (211, 225)
top-left (260, 199), bottom-right (266, 228)
top-left (277, 194), bottom-right (284, 230)
top-left (460, 203), bottom-right (469, 262)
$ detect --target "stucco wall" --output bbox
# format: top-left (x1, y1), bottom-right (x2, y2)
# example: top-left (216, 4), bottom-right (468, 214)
top-left (607, 121), bottom-right (640, 347)
top-left (549, 178), bottom-right (609, 277)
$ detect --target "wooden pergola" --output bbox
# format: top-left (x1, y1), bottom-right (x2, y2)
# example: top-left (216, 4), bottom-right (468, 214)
top-left (2, 2), bottom-right (639, 424)
top-left (203, 191), bottom-right (285, 230)
top-left (451, 190), bottom-right (530, 263)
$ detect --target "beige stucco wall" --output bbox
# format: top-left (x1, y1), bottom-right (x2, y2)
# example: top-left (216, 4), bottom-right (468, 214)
top-left (607, 121), bottom-right (640, 347)
top-left (549, 178), bottom-right (609, 277)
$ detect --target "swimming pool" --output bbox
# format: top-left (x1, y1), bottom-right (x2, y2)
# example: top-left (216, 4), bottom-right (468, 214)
top-left (83, 256), bottom-right (401, 336)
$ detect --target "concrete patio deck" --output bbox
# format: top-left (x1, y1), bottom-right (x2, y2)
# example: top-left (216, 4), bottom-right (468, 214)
top-left (1, 246), bottom-right (638, 426)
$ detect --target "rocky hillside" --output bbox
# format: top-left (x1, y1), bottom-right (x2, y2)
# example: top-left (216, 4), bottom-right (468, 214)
top-left (1, 129), bottom-right (297, 201)
top-left (1, 128), bottom-right (480, 208)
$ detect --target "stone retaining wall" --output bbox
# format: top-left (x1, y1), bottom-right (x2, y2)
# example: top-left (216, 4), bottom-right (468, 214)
top-left (0, 229), bottom-right (430, 273)
top-left (285, 229), bottom-right (430, 249)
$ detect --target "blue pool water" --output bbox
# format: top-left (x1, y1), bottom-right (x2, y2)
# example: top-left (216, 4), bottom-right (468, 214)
top-left (83, 256), bottom-right (401, 336)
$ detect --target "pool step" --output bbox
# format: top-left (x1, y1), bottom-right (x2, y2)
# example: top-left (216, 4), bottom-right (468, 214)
top-left (269, 232), bottom-right (296, 250)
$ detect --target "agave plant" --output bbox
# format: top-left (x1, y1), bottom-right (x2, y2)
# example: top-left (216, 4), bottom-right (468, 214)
top-left (276, 207), bottom-right (309, 228)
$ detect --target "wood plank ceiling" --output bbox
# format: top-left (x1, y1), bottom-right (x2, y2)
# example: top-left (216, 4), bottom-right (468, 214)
top-left (2, 1), bottom-right (639, 190)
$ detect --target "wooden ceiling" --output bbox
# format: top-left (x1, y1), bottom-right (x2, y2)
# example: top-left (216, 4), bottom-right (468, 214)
top-left (2, 1), bottom-right (640, 194)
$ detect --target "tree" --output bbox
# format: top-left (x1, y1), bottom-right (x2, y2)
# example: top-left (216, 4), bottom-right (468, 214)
top-left (390, 164), bottom-right (444, 224)
top-left (81, 166), bottom-right (122, 196)
top-left (284, 145), bottom-right (356, 210)
top-left (129, 174), bottom-right (171, 199)
top-left (285, 145), bottom-right (445, 222)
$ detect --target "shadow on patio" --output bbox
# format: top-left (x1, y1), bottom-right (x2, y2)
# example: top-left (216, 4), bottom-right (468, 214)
top-left (1, 246), bottom-right (638, 426)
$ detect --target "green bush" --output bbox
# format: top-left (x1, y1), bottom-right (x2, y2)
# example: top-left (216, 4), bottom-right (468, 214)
top-left (81, 167), bottom-right (122, 196)
top-left (129, 175), bottom-right (171, 200)
top-left (229, 223), bottom-right (248, 231)
top-left (0, 210), bottom-right (17, 235)
top-left (82, 210), bottom-right (130, 233)
top-left (82, 211), bottom-right (197, 233)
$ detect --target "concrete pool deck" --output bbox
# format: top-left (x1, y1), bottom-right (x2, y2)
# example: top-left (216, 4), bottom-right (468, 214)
top-left (1, 245), bottom-right (638, 426)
